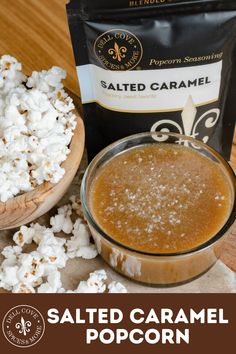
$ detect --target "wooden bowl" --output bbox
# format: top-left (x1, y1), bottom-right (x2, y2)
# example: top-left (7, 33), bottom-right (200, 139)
top-left (0, 92), bottom-right (85, 230)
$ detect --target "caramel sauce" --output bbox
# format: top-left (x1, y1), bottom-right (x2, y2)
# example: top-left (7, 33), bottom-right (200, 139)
top-left (90, 144), bottom-right (232, 253)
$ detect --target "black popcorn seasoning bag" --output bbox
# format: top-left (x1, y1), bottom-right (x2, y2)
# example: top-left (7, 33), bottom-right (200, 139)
top-left (66, 0), bottom-right (236, 161)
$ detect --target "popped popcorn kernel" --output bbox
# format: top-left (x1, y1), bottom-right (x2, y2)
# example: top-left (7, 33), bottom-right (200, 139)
top-left (0, 55), bottom-right (77, 202)
top-left (108, 281), bottom-right (127, 293)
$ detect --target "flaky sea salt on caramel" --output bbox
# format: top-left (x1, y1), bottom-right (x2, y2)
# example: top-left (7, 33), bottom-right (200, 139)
top-left (90, 144), bottom-right (232, 254)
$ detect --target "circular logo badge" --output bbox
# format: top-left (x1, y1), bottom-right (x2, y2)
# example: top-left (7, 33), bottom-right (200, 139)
top-left (94, 29), bottom-right (143, 71)
top-left (2, 305), bottom-right (45, 348)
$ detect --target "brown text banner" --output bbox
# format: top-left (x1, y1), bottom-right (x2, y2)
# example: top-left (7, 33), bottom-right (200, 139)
top-left (0, 294), bottom-right (235, 353)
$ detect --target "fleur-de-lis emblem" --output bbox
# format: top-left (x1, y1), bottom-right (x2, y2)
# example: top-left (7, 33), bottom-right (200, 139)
top-left (151, 95), bottom-right (220, 146)
top-left (15, 317), bottom-right (31, 336)
top-left (108, 42), bottom-right (127, 62)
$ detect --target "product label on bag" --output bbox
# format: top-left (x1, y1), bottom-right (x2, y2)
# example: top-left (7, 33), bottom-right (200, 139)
top-left (77, 61), bottom-right (222, 112)
top-left (67, 0), bottom-right (236, 160)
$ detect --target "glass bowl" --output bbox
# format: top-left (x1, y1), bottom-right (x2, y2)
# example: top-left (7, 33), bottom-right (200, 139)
top-left (81, 132), bottom-right (236, 285)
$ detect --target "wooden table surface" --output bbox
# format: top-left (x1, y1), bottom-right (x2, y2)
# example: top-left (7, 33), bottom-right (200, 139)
top-left (0, 0), bottom-right (79, 96)
top-left (0, 0), bottom-right (236, 286)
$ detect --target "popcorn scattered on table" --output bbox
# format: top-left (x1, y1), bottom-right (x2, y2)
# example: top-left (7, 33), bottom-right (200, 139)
top-left (0, 220), bottom-right (68, 292)
top-left (66, 219), bottom-right (98, 259)
top-left (87, 269), bottom-right (107, 286)
top-left (0, 196), bottom-right (128, 294)
top-left (0, 54), bottom-right (77, 202)
top-left (58, 269), bottom-right (126, 294)
top-left (37, 270), bottom-right (62, 293)
top-left (13, 282), bottom-right (36, 294)
top-left (74, 269), bottom-right (107, 293)
top-left (70, 194), bottom-right (84, 218)
top-left (13, 225), bottom-right (36, 247)
top-left (50, 204), bottom-right (73, 234)
top-left (108, 281), bottom-right (128, 293)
